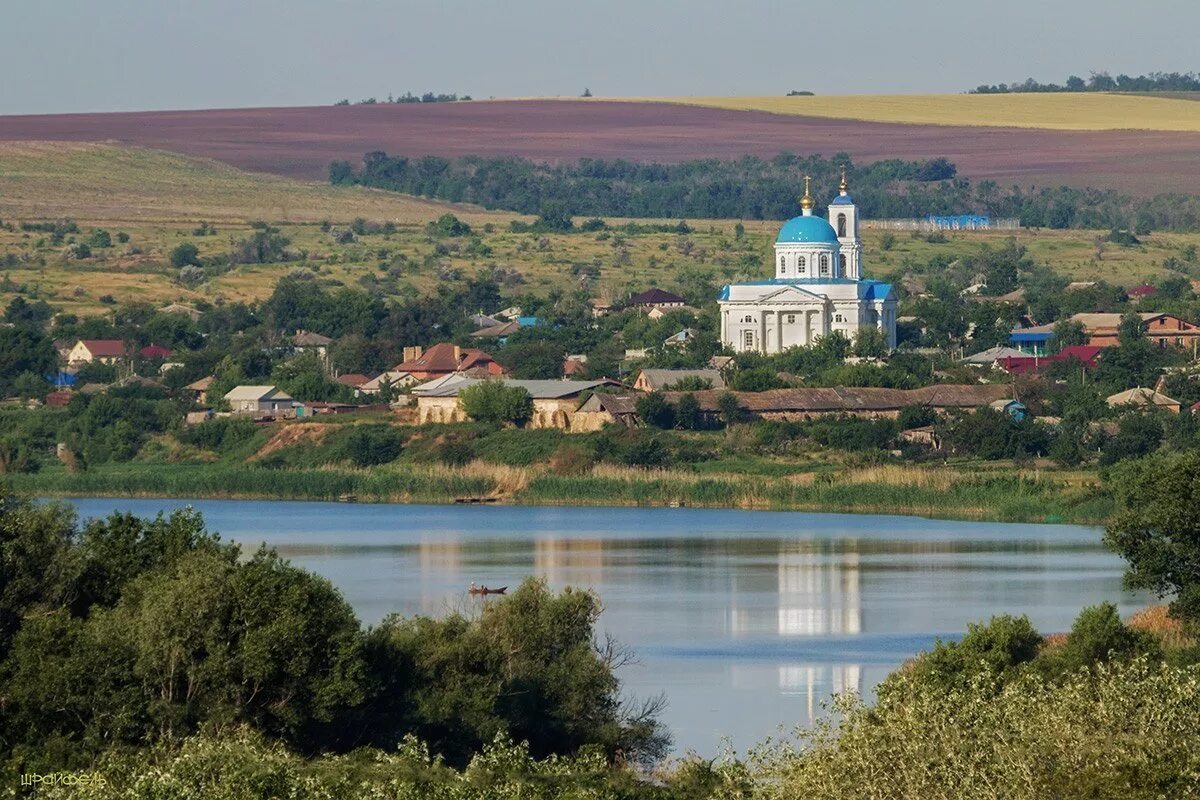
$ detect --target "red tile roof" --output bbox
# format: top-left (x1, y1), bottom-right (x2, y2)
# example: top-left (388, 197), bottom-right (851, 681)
top-left (78, 339), bottom-right (126, 357)
top-left (998, 345), bottom-right (1104, 375)
top-left (139, 344), bottom-right (172, 359)
top-left (335, 373), bottom-right (372, 387)
top-left (394, 342), bottom-right (501, 376)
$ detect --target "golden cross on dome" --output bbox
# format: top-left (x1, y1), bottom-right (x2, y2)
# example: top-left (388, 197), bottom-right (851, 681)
top-left (799, 175), bottom-right (814, 211)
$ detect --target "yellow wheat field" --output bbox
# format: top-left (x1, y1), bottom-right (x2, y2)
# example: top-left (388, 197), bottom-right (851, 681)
top-left (636, 93), bottom-right (1200, 132)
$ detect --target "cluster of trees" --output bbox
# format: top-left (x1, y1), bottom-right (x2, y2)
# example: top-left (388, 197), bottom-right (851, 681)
top-left (0, 497), bottom-right (666, 781)
top-left (331, 151), bottom-right (1200, 232)
top-left (971, 70), bottom-right (1200, 93)
top-left (334, 91), bottom-right (471, 105)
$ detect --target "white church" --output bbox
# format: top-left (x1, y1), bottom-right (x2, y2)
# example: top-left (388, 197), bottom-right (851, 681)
top-left (718, 173), bottom-right (897, 353)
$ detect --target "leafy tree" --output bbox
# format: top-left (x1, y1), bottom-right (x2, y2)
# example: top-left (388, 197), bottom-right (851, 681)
top-left (1099, 413), bottom-right (1164, 465)
top-left (496, 341), bottom-right (564, 379)
top-left (169, 242), bottom-right (201, 268)
top-left (363, 577), bottom-right (667, 766)
top-left (0, 327), bottom-right (57, 394)
top-left (852, 326), bottom-right (889, 358)
top-left (675, 393), bottom-right (703, 430)
top-left (340, 425), bottom-right (403, 467)
top-left (460, 381), bottom-right (533, 426)
top-left (728, 368), bottom-right (785, 392)
top-left (716, 392), bottom-right (743, 426)
top-left (427, 213), bottom-right (471, 237)
top-left (635, 392), bottom-right (675, 429)
top-left (1051, 319), bottom-right (1087, 352)
top-left (1104, 451), bottom-right (1200, 623)
top-left (897, 404), bottom-right (937, 431)
top-left (1051, 602), bottom-right (1161, 672)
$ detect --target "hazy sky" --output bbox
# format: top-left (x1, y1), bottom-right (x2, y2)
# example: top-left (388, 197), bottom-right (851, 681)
top-left (4, 0), bottom-right (1198, 115)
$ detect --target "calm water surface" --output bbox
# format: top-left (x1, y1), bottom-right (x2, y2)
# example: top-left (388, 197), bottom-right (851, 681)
top-left (66, 498), bottom-right (1138, 755)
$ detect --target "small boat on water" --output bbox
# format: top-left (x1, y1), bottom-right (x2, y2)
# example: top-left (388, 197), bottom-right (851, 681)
top-left (468, 582), bottom-right (507, 596)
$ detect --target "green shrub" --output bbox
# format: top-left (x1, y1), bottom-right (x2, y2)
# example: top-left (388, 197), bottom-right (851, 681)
top-left (340, 424), bottom-right (403, 467)
top-left (460, 382), bottom-right (533, 426)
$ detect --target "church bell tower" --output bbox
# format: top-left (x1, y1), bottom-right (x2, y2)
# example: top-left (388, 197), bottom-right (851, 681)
top-left (829, 167), bottom-right (862, 279)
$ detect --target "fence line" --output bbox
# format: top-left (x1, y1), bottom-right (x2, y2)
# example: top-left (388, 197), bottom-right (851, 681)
top-left (863, 217), bottom-right (1020, 232)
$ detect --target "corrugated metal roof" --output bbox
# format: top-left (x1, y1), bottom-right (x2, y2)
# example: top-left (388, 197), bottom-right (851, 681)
top-left (224, 385), bottom-right (292, 401)
top-left (413, 376), bottom-right (614, 399)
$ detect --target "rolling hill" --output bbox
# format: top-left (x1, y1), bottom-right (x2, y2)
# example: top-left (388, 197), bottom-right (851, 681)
top-left (1, 99), bottom-right (1199, 195)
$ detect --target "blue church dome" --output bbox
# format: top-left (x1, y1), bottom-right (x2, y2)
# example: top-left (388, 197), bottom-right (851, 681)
top-left (776, 215), bottom-right (839, 244)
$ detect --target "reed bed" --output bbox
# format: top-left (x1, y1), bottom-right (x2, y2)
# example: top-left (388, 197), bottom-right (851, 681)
top-left (13, 459), bottom-right (1112, 524)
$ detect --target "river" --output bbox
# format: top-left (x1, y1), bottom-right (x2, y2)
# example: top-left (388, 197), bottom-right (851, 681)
top-left (66, 497), bottom-right (1138, 756)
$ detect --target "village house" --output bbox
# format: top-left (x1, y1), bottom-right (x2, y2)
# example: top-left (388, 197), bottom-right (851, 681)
top-left (572, 393), bottom-right (640, 432)
top-left (291, 330), bottom-right (333, 359)
top-left (357, 370), bottom-right (416, 395)
top-left (1011, 313), bottom-right (1200, 354)
top-left (186, 376), bottom-right (213, 405)
top-left (997, 345), bottom-right (1104, 376)
top-left (224, 385), bottom-right (294, 416)
top-left (563, 354), bottom-right (588, 376)
top-left (633, 368), bottom-right (726, 392)
top-left (411, 375), bottom-right (618, 429)
top-left (1105, 387), bottom-right (1181, 413)
top-left (334, 373), bottom-right (372, 389)
top-left (959, 346), bottom-right (1029, 367)
top-left (139, 343), bottom-right (172, 360)
top-left (663, 328), bottom-right (698, 348)
top-left (626, 288), bottom-right (687, 311)
top-left (393, 342), bottom-right (505, 381)
top-left (67, 339), bottom-right (127, 366)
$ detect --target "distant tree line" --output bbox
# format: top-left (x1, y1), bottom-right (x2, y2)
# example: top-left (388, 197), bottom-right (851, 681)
top-left (334, 91), bottom-right (471, 106)
top-left (331, 151), bottom-right (1200, 231)
top-left (970, 71), bottom-right (1200, 94)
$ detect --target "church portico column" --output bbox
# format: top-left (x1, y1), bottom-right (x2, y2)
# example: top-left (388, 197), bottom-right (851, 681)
top-left (776, 309), bottom-right (784, 353)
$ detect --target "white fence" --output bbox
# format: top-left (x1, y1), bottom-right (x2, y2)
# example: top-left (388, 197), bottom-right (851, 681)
top-left (862, 218), bottom-right (1020, 232)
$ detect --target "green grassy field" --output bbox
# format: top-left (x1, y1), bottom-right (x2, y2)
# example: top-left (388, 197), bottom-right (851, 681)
top-left (1, 142), bottom-right (1194, 316)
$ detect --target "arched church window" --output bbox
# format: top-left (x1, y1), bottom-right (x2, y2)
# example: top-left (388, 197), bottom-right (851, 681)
top-left (797, 256), bottom-right (806, 275)
top-left (779, 255), bottom-right (785, 270)
top-left (742, 315), bottom-right (754, 324)
top-left (839, 254), bottom-right (847, 272)
top-left (787, 314), bottom-right (796, 324)
top-left (837, 213), bottom-right (847, 238)
top-left (819, 254), bottom-right (830, 276)
top-left (835, 313), bottom-right (844, 323)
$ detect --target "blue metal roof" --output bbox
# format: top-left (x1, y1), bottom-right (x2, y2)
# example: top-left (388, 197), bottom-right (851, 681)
top-left (830, 195), bottom-right (855, 206)
top-left (776, 215), bottom-right (839, 244)
top-left (1010, 331), bottom-right (1054, 342)
top-left (718, 278), bottom-right (894, 301)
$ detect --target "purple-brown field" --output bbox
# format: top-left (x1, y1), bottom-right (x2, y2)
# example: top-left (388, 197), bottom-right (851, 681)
top-left (1, 100), bottom-right (1198, 194)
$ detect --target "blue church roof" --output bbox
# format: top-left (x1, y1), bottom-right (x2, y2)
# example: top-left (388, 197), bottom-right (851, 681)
top-left (830, 195), bottom-right (855, 206)
top-left (776, 215), bottom-right (839, 244)
top-left (718, 278), bottom-right (894, 301)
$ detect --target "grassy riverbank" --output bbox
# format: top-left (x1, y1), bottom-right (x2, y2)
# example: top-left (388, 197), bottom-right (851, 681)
top-left (7, 460), bottom-right (1113, 524)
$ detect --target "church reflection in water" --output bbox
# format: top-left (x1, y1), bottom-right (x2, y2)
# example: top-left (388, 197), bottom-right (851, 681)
top-left (730, 539), bottom-right (865, 713)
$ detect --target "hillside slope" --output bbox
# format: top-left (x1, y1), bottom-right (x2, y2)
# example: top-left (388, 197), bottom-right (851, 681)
top-left (0, 141), bottom-right (506, 224)
top-left (2, 100), bottom-right (1200, 194)
top-left (650, 93), bottom-right (1200, 131)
